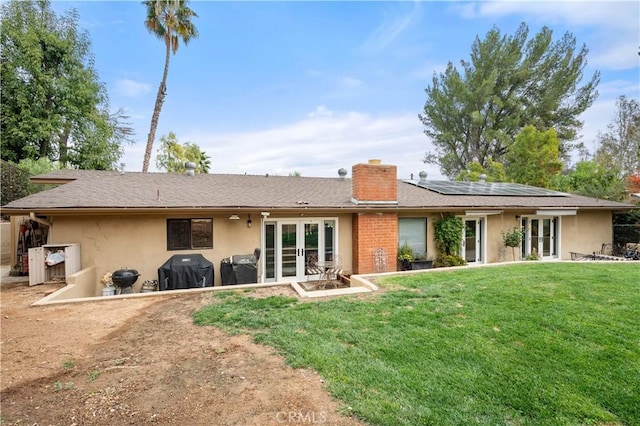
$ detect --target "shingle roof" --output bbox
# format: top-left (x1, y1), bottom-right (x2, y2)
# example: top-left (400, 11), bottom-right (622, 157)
top-left (1, 169), bottom-right (633, 213)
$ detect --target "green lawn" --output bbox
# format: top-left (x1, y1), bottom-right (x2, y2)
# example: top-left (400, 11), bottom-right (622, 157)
top-left (193, 263), bottom-right (640, 426)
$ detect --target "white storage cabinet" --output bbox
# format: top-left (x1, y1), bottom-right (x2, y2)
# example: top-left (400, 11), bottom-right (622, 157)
top-left (28, 244), bottom-right (81, 286)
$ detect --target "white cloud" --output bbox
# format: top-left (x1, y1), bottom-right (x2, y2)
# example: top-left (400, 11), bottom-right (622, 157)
top-left (116, 79), bottom-right (151, 98)
top-left (596, 79), bottom-right (640, 98)
top-left (577, 97), bottom-right (619, 156)
top-left (360, 2), bottom-right (423, 54)
top-left (341, 77), bottom-right (363, 88)
top-left (174, 108), bottom-right (443, 180)
top-left (307, 105), bottom-right (334, 118)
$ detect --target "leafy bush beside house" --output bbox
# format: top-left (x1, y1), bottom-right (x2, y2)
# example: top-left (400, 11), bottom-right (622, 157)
top-left (433, 214), bottom-right (466, 267)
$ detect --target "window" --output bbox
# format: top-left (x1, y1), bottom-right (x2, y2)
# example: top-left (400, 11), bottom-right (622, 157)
top-left (398, 218), bottom-right (427, 257)
top-left (167, 218), bottom-right (213, 250)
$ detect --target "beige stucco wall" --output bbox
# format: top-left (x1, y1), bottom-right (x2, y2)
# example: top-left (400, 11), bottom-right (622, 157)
top-left (50, 214), bottom-right (258, 289)
top-left (480, 211), bottom-right (614, 261)
top-left (45, 212), bottom-right (354, 289)
top-left (0, 222), bottom-right (11, 265)
top-left (400, 210), bottom-right (614, 263)
top-left (486, 214), bottom-right (515, 262)
top-left (336, 214), bottom-right (353, 274)
top-left (560, 210), bottom-right (613, 256)
top-left (15, 209), bottom-right (615, 290)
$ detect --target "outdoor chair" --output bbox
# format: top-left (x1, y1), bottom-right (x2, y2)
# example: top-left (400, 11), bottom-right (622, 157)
top-left (316, 255), bottom-right (343, 289)
top-left (305, 253), bottom-right (323, 282)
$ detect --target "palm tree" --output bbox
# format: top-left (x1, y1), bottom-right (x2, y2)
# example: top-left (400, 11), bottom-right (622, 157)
top-left (142, 0), bottom-right (198, 172)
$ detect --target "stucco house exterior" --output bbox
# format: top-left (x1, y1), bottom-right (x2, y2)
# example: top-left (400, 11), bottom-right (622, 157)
top-left (0, 159), bottom-right (633, 293)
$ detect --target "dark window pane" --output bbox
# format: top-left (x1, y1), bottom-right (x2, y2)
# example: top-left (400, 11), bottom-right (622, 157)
top-left (191, 219), bottom-right (213, 249)
top-left (167, 219), bottom-right (190, 250)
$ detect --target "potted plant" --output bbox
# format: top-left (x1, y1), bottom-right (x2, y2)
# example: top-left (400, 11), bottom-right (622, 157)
top-left (410, 253), bottom-right (434, 270)
top-left (398, 242), bottom-right (434, 270)
top-left (397, 241), bottom-right (415, 271)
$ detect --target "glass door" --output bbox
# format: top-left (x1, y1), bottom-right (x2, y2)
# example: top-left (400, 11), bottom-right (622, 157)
top-left (264, 222), bottom-right (276, 280)
top-left (462, 218), bottom-right (483, 263)
top-left (279, 222), bottom-right (298, 279)
top-left (303, 222), bottom-right (320, 280)
top-left (522, 217), bottom-right (558, 259)
top-left (530, 219), bottom-right (540, 258)
top-left (272, 220), bottom-right (327, 282)
top-left (541, 218), bottom-right (553, 257)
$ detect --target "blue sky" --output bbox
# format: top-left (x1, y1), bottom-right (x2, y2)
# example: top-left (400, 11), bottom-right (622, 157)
top-left (53, 1), bottom-right (639, 180)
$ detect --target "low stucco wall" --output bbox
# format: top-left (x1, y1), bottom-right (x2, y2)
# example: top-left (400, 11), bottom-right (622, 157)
top-left (31, 276), bottom-right (294, 306)
top-left (32, 266), bottom-right (97, 303)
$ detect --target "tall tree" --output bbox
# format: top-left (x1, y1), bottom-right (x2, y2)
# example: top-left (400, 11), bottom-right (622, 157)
top-left (595, 95), bottom-right (640, 177)
top-left (420, 22), bottom-right (600, 179)
top-left (455, 160), bottom-right (506, 182)
top-left (0, 0), bottom-right (133, 169)
top-left (552, 160), bottom-right (627, 201)
top-left (142, 0), bottom-right (198, 173)
top-left (505, 126), bottom-right (563, 188)
top-left (627, 170), bottom-right (640, 195)
top-left (155, 132), bottom-right (210, 174)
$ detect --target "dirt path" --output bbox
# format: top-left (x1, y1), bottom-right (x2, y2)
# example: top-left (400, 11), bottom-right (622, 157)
top-left (1, 282), bottom-right (364, 425)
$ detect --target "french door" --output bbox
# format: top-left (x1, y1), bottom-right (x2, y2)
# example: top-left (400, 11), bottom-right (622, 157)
top-left (461, 218), bottom-right (484, 263)
top-left (263, 218), bottom-right (337, 282)
top-left (521, 217), bottom-right (558, 259)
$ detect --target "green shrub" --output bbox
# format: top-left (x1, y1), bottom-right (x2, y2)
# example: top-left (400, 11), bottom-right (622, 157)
top-left (525, 250), bottom-right (540, 261)
top-left (434, 214), bottom-right (464, 255)
top-left (434, 253), bottom-right (467, 267)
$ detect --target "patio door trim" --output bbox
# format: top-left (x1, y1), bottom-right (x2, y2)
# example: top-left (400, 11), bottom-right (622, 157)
top-left (458, 215), bottom-right (486, 264)
top-left (521, 215), bottom-right (561, 260)
top-left (261, 217), bottom-right (339, 283)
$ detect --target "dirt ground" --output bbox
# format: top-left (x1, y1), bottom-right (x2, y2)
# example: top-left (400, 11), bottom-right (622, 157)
top-left (0, 280), bottom-right (366, 425)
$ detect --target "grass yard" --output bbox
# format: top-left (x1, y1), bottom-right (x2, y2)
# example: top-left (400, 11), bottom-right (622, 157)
top-left (193, 263), bottom-right (640, 426)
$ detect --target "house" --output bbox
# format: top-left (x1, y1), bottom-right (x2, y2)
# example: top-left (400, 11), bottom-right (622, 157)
top-left (0, 159), bottom-right (633, 294)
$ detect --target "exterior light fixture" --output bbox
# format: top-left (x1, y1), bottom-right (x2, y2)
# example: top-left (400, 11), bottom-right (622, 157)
top-left (229, 214), bottom-right (240, 220)
top-left (247, 214), bottom-right (252, 228)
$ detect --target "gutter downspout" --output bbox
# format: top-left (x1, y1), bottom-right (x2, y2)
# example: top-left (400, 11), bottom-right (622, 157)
top-left (30, 212), bottom-right (52, 228)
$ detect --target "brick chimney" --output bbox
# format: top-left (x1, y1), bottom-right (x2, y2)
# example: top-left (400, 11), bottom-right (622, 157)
top-left (351, 159), bottom-right (397, 204)
top-left (351, 160), bottom-right (399, 274)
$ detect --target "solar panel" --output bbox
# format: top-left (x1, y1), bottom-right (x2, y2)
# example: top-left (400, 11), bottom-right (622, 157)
top-left (407, 180), bottom-right (567, 197)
